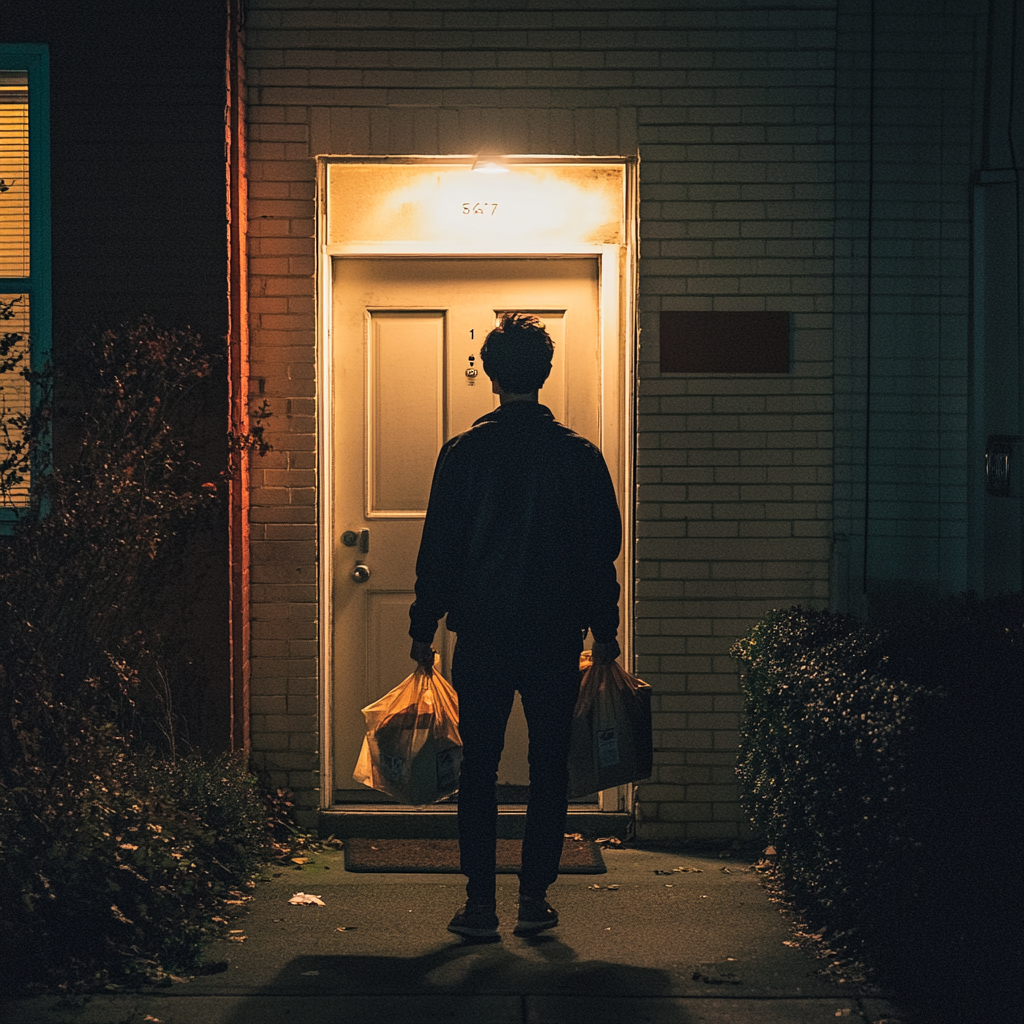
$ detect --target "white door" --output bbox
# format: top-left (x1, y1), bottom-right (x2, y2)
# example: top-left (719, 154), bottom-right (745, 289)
top-left (330, 257), bottom-right (615, 802)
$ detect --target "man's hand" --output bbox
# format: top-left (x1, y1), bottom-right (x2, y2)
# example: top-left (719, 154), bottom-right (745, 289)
top-left (410, 640), bottom-right (436, 670)
top-left (591, 639), bottom-right (620, 664)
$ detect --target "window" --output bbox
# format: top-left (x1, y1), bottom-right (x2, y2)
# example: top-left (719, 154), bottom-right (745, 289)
top-left (0, 45), bottom-right (50, 526)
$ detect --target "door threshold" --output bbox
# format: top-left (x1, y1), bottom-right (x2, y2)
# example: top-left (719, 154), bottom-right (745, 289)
top-left (320, 807), bottom-right (630, 840)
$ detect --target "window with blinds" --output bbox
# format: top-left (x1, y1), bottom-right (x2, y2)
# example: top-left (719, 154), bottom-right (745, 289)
top-left (1, 72), bottom-right (30, 507)
top-left (0, 71), bottom-right (29, 278)
top-left (0, 49), bottom-right (48, 520)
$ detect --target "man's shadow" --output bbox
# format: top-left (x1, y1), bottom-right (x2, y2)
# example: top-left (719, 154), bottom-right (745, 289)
top-left (221, 933), bottom-right (674, 1022)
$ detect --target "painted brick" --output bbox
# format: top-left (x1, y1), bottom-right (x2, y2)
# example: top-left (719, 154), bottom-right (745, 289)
top-left (242, 0), bottom-right (977, 840)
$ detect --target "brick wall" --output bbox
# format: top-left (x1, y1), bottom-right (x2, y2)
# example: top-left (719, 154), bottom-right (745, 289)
top-left (832, 0), bottom-right (985, 613)
top-left (5, 0), bottom-right (232, 749)
top-left (244, 0), bottom-right (839, 836)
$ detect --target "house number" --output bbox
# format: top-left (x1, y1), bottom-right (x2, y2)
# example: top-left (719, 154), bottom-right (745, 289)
top-left (462, 202), bottom-right (498, 215)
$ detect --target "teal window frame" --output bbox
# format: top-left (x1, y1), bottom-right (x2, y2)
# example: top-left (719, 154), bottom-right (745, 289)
top-left (0, 44), bottom-right (51, 531)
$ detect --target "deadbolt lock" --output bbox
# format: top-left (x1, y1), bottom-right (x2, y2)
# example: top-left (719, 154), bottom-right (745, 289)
top-left (342, 529), bottom-right (370, 552)
top-left (351, 563), bottom-right (371, 583)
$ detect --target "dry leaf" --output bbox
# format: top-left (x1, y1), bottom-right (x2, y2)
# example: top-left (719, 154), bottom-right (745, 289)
top-left (335, 926), bottom-right (357, 932)
top-left (595, 836), bottom-right (621, 845)
top-left (291, 857), bottom-right (309, 865)
top-left (227, 935), bottom-right (246, 943)
top-left (289, 892), bottom-right (325, 906)
top-left (563, 832), bottom-right (584, 841)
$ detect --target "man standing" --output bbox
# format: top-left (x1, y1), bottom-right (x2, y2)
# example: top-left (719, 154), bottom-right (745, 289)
top-left (409, 312), bottom-right (622, 940)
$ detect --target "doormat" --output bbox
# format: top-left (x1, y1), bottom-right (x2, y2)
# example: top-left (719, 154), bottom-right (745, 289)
top-left (344, 837), bottom-right (606, 874)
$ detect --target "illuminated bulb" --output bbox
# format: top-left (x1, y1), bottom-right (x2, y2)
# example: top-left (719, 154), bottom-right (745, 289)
top-left (471, 156), bottom-right (509, 174)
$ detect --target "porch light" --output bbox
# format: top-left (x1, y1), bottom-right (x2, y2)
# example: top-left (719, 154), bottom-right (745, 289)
top-left (471, 154), bottom-right (509, 174)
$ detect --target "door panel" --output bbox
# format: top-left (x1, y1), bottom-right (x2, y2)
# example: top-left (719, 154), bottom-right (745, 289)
top-left (332, 258), bottom-right (605, 800)
top-left (368, 312), bottom-right (444, 515)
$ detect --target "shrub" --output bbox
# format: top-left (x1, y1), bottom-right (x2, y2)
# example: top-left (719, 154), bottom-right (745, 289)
top-left (733, 594), bottom-right (1023, 1022)
top-left (0, 316), bottom-right (273, 988)
top-left (0, 748), bottom-right (268, 988)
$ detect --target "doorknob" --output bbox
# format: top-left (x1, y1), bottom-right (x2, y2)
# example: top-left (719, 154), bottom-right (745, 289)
top-left (351, 563), bottom-right (371, 583)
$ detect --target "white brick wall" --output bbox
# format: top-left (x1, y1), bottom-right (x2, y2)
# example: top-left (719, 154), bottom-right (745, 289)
top-left (832, 0), bottom-right (984, 615)
top-left (244, 0), bottom-right (837, 836)
top-left (243, 0), bottom-right (987, 839)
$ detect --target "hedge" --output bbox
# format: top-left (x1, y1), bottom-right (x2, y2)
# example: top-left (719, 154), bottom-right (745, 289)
top-left (732, 594), bottom-right (1023, 1023)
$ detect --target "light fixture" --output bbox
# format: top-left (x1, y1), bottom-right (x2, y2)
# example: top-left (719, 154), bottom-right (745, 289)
top-left (471, 154), bottom-right (509, 174)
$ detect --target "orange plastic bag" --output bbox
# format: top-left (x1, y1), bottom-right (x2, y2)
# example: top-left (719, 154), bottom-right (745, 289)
top-left (352, 660), bottom-right (462, 806)
top-left (567, 651), bottom-right (653, 799)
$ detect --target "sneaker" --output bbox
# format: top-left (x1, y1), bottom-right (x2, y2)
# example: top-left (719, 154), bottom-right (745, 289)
top-left (513, 897), bottom-right (558, 936)
top-left (447, 901), bottom-right (499, 938)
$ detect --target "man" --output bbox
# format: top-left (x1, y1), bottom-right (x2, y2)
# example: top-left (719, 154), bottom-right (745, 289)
top-left (409, 312), bottom-right (622, 940)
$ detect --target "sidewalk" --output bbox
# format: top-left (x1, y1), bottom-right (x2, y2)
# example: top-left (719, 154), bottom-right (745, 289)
top-left (4, 846), bottom-right (901, 1024)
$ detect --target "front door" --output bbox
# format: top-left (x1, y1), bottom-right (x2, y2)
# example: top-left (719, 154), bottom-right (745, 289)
top-left (330, 257), bottom-right (614, 802)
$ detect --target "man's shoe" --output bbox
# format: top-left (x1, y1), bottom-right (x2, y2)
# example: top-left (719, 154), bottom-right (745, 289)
top-left (513, 897), bottom-right (558, 936)
top-left (447, 901), bottom-right (499, 938)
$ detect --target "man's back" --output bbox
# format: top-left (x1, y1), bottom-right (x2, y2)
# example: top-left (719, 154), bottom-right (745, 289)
top-left (410, 401), bottom-right (621, 645)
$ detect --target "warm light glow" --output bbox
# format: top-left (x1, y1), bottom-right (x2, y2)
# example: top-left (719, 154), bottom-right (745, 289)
top-left (471, 156), bottom-right (509, 174)
top-left (327, 162), bottom-right (625, 247)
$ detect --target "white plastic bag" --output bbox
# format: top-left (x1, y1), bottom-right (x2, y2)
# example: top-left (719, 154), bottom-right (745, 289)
top-left (353, 661), bottom-right (462, 806)
top-left (567, 651), bottom-right (653, 799)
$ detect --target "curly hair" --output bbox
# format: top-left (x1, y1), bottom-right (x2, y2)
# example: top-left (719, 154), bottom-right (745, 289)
top-left (480, 312), bottom-right (554, 394)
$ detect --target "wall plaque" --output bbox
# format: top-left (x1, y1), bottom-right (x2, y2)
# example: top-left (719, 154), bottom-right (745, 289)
top-left (659, 311), bottom-right (790, 374)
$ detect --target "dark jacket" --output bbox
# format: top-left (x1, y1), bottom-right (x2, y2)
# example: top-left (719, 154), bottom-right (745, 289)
top-left (409, 402), bottom-right (621, 646)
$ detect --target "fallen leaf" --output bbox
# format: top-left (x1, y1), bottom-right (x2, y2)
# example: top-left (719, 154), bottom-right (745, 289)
top-left (764, 846), bottom-right (777, 856)
top-left (143, 1017), bottom-right (161, 1022)
top-left (227, 935), bottom-right (246, 943)
top-left (291, 857), bottom-right (309, 865)
top-left (595, 836), bottom-right (621, 845)
top-left (335, 926), bottom-right (357, 932)
top-left (720, 866), bottom-right (733, 874)
top-left (563, 832), bottom-right (584, 841)
top-left (289, 892), bottom-right (326, 906)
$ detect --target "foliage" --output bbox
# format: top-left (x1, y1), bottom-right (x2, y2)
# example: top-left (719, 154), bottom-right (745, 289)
top-left (0, 294), bottom-right (43, 505)
top-left (0, 749), bottom-right (268, 989)
top-left (732, 594), bottom-right (1023, 1022)
top-left (0, 317), bottom-right (272, 988)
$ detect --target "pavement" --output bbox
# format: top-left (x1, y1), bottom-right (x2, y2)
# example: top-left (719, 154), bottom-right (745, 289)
top-left (3, 844), bottom-right (902, 1024)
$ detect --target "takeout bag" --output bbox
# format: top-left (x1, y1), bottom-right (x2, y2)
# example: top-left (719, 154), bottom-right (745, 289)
top-left (567, 651), bottom-right (653, 799)
top-left (353, 660), bottom-right (462, 806)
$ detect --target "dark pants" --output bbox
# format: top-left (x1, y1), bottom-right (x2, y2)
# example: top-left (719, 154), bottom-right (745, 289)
top-left (450, 634), bottom-right (583, 905)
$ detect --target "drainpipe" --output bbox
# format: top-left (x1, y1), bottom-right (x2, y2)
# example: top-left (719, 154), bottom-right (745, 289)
top-left (969, 0), bottom-right (1023, 598)
top-left (226, 0), bottom-right (251, 750)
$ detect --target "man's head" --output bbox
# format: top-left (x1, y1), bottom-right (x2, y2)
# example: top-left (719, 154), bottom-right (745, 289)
top-left (480, 312), bottom-right (553, 396)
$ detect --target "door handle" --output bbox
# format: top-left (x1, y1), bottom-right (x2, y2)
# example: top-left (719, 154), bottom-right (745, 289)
top-left (351, 563), bottom-right (371, 583)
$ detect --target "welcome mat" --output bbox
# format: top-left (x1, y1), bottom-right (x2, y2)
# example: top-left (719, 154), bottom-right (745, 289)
top-left (344, 837), bottom-right (606, 874)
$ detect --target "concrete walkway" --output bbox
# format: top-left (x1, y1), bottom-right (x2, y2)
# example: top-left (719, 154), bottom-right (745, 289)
top-left (4, 846), bottom-right (901, 1024)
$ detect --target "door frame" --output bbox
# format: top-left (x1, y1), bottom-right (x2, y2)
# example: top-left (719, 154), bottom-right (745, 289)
top-left (315, 156), bottom-right (639, 815)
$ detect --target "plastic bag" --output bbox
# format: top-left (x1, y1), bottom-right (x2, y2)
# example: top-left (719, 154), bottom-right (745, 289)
top-left (567, 651), bottom-right (653, 799)
top-left (352, 660), bottom-right (462, 806)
